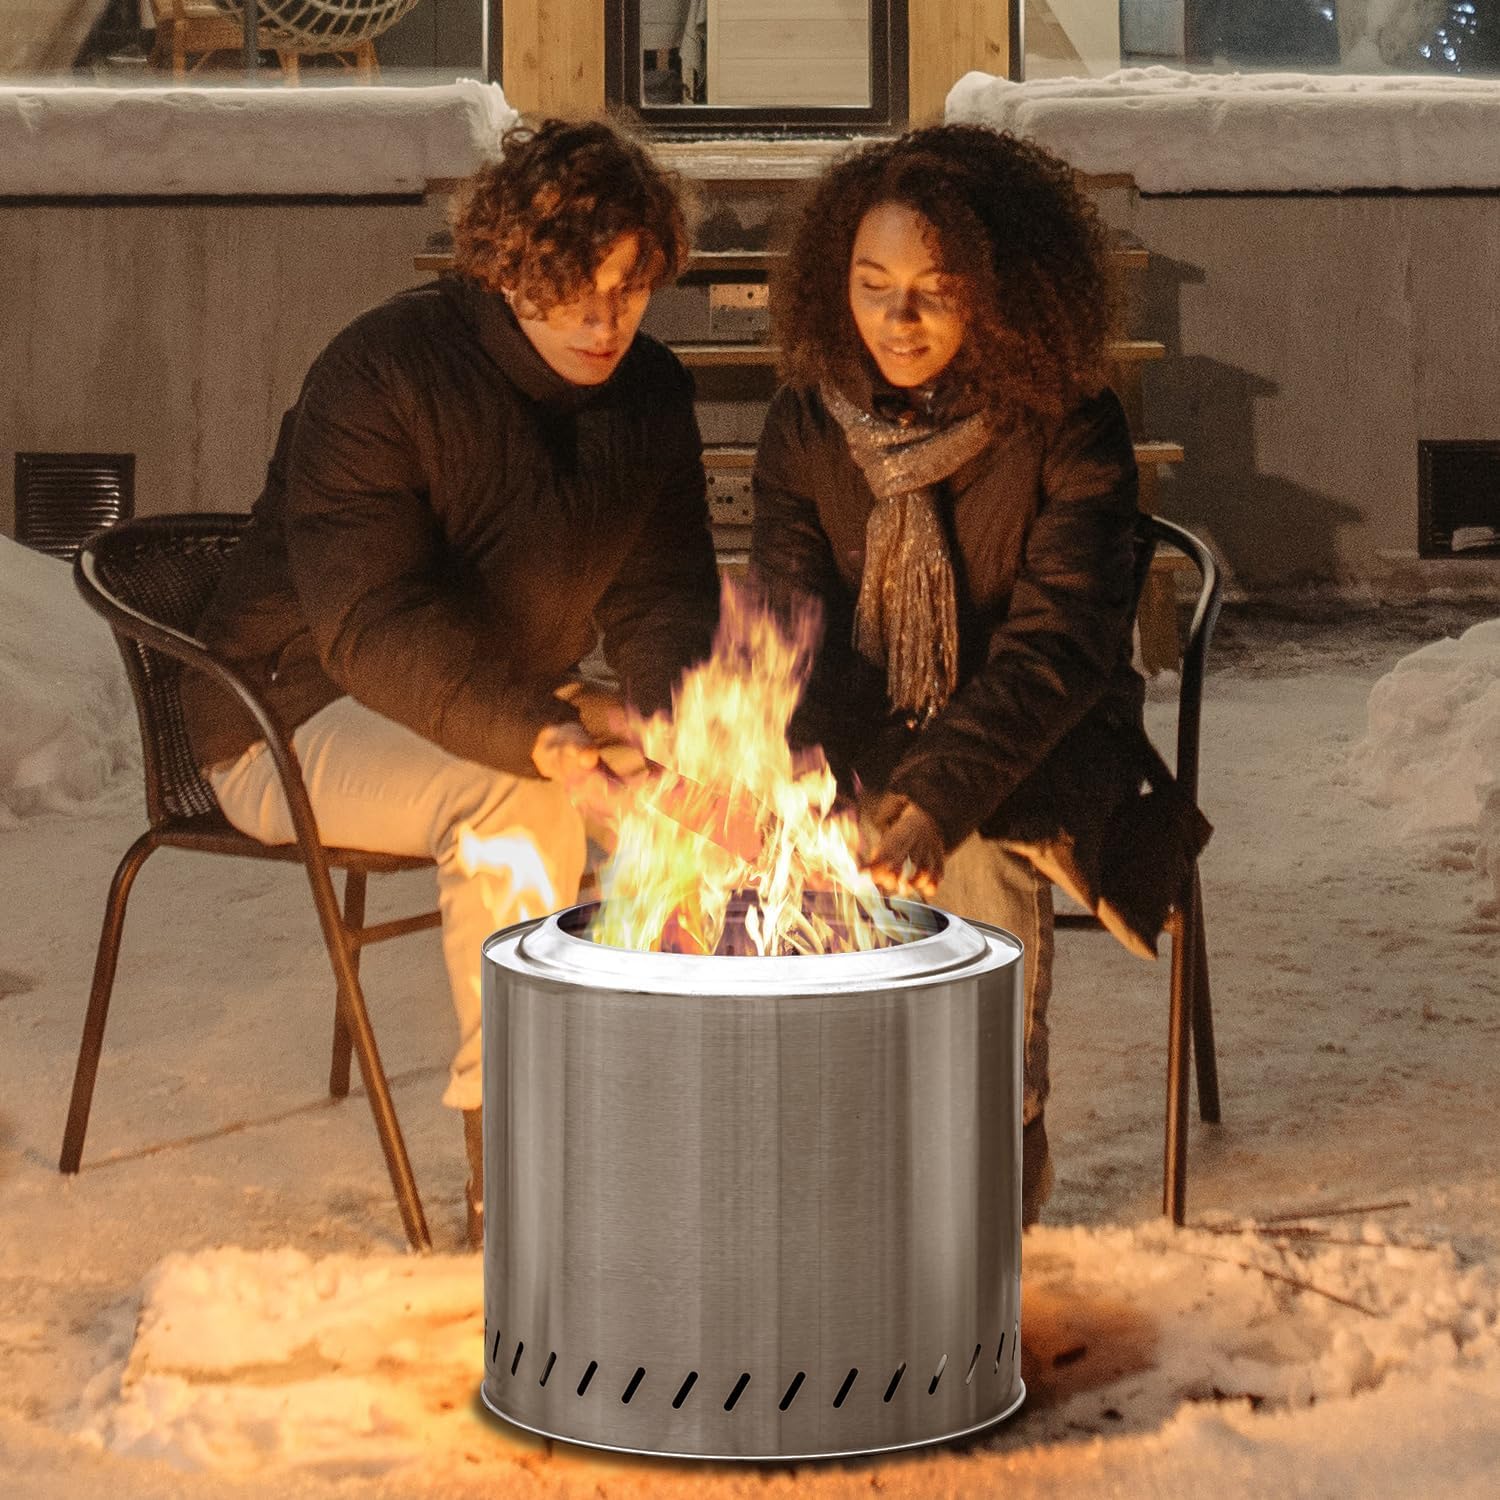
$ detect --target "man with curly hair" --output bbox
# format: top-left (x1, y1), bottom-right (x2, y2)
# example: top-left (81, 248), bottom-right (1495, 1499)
top-left (752, 125), bottom-right (1210, 1226)
top-left (181, 119), bottom-right (719, 1246)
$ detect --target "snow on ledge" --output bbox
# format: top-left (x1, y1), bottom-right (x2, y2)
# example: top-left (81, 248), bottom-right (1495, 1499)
top-left (0, 81), bottom-right (517, 197)
top-left (946, 67), bottom-right (1500, 193)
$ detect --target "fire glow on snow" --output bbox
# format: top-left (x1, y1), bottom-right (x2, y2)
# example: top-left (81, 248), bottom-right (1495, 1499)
top-left (78, 1224), bottom-right (1500, 1479)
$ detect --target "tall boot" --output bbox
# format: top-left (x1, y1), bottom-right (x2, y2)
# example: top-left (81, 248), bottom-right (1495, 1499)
top-left (463, 1107), bottom-right (484, 1251)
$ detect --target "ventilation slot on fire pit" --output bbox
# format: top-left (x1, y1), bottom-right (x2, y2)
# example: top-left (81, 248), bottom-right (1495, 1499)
top-left (488, 1332), bottom-right (1018, 1421)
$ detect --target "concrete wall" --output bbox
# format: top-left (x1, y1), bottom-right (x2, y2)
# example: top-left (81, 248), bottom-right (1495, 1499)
top-left (1106, 190), bottom-right (1500, 591)
top-left (0, 197), bottom-right (444, 533)
top-left (6, 188), bottom-right (1500, 594)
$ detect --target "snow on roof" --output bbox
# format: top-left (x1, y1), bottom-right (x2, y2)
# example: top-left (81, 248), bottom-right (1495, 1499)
top-left (0, 80), bottom-right (516, 197)
top-left (946, 66), bottom-right (1500, 193)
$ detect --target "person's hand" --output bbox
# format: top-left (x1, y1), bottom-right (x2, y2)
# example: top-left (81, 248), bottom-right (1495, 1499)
top-left (559, 682), bottom-right (635, 747)
top-left (530, 720), bottom-right (602, 789)
top-left (863, 792), bottom-right (945, 902)
top-left (532, 721), bottom-right (652, 850)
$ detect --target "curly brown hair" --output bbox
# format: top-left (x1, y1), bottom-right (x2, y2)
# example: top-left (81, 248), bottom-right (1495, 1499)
top-left (773, 124), bottom-right (1118, 425)
top-left (451, 118), bottom-right (689, 312)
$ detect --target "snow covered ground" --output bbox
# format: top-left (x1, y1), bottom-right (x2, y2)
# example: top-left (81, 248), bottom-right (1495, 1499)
top-left (3, 555), bottom-right (1500, 1496)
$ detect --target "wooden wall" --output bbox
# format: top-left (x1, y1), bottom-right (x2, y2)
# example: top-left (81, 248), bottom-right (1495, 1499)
top-left (0, 200), bottom-right (442, 535)
top-left (908, 1), bottom-right (1009, 125)
top-left (501, 0), bottom-right (606, 117)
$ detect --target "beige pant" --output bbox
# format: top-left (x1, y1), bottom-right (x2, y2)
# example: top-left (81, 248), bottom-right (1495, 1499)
top-left (935, 835), bottom-right (1054, 1126)
top-left (210, 696), bottom-right (587, 1112)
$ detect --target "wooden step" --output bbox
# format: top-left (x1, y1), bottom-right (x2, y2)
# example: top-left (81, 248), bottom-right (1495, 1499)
top-left (682, 338), bottom-right (1164, 369)
top-left (414, 245), bottom-right (1149, 276)
top-left (1134, 440), bottom-right (1184, 466)
top-left (704, 445), bottom-right (756, 469)
top-left (1107, 339), bottom-right (1165, 365)
top-left (674, 343), bottom-right (780, 368)
top-left (707, 440), bottom-right (1183, 470)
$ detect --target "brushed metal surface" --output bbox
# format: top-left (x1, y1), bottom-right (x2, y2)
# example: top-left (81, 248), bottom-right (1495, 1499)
top-left (480, 901), bottom-right (1025, 1459)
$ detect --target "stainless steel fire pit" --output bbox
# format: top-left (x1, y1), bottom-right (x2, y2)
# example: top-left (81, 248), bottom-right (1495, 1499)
top-left (479, 898), bottom-right (1025, 1460)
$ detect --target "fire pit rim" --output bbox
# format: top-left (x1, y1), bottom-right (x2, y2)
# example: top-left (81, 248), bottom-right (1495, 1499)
top-left (483, 900), bottom-right (1022, 998)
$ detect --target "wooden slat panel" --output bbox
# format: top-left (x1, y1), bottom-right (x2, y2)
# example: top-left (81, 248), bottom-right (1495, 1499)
top-left (710, 57), bottom-right (870, 106)
top-left (909, 0), bottom-right (1009, 127)
top-left (708, 0), bottom-right (871, 107)
top-left (502, 0), bottom-right (604, 117)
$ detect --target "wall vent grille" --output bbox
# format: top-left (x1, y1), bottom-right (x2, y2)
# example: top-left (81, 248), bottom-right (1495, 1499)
top-left (15, 452), bottom-right (135, 560)
top-left (1418, 440), bottom-right (1500, 558)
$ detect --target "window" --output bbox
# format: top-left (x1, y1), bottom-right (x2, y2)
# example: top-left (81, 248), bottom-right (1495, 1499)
top-left (1026, 2), bottom-right (1500, 81)
top-left (607, 0), bottom-right (907, 132)
top-left (9, 0), bottom-right (489, 88)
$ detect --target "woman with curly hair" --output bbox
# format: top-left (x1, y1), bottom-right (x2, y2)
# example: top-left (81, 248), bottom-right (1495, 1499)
top-left (182, 118), bottom-right (719, 1246)
top-left (752, 125), bottom-right (1210, 1224)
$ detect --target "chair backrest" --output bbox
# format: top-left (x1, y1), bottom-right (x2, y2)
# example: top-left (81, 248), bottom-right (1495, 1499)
top-left (1133, 513), bottom-right (1223, 806)
top-left (75, 515), bottom-right (253, 824)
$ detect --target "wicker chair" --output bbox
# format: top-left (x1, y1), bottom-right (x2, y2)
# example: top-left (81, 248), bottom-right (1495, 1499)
top-left (147, 1), bottom-right (379, 83)
top-left (61, 514), bottom-right (439, 1250)
top-left (1055, 513), bottom-right (1223, 1226)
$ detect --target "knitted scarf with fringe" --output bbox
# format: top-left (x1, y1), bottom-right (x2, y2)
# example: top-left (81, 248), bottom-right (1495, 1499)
top-left (822, 383), bottom-right (991, 724)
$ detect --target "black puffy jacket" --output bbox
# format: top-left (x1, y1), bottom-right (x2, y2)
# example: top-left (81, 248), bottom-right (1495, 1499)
top-left (751, 377), bottom-right (1209, 952)
top-left (183, 277), bottom-right (720, 776)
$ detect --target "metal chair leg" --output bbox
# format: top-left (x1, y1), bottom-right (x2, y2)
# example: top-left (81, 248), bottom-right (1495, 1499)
top-left (60, 832), bottom-right (158, 1174)
top-left (329, 870), bottom-right (362, 1099)
top-left (1189, 870), bottom-right (1221, 1125)
top-left (298, 857), bottom-right (431, 1251)
top-left (1163, 878), bottom-right (1197, 1226)
top-left (334, 967), bottom-right (431, 1251)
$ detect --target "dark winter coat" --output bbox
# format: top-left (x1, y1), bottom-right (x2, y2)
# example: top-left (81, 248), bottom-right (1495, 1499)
top-left (751, 377), bottom-right (1210, 954)
top-left (182, 277), bottom-right (720, 777)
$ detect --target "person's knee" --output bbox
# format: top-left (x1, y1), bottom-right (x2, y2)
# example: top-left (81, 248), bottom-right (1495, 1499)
top-left (448, 772), bottom-right (587, 890)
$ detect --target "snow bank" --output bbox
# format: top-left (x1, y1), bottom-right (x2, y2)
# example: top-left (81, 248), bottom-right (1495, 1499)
top-left (0, 536), bottom-right (136, 826)
top-left (946, 67), bottom-right (1500, 192)
top-left (78, 1222), bottom-right (1500, 1482)
top-left (1350, 619), bottom-right (1500, 908)
top-left (0, 81), bottom-right (516, 197)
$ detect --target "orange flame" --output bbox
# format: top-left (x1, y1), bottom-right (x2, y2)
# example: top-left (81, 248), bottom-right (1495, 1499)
top-left (455, 826), bottom-right (558, 926)
top-left (590, 580), bottom-right (907, 955)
